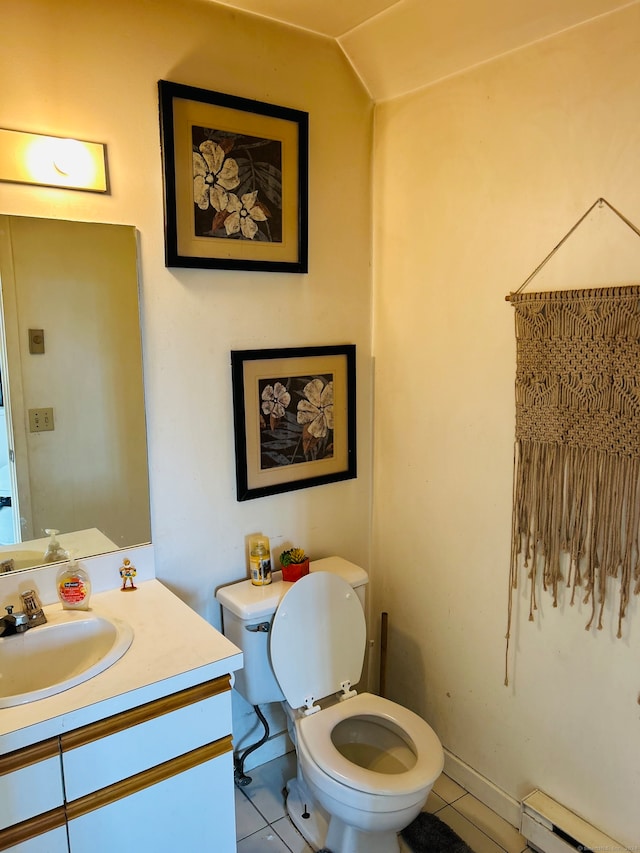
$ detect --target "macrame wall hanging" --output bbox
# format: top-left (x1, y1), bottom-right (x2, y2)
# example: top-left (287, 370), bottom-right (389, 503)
top-left (504, 199), bottom-right (640, 686)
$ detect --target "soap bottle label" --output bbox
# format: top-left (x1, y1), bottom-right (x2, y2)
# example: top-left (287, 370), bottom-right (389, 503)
top-left (59, 576), bottom-right (88, 605)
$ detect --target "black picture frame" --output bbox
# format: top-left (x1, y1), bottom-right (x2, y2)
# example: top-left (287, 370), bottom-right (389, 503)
top-left (231, 345), bottom-right (356, 501)
top-left (158, 80), bottom-right (308, 273)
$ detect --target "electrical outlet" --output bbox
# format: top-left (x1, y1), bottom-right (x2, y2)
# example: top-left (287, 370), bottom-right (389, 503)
top-left (28, 408), bottom-right (54, 432)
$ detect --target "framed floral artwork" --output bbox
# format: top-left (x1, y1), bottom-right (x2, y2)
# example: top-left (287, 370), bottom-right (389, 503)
top-left (231, 345), bottom-right (356, 500)
top-left (158, 80), bottom-right (309, 273)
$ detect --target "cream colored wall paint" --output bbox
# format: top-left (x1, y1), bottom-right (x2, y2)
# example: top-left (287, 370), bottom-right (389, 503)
top-left (372, 5), bottom-right (640, 844)
top-left (0, 0), bottom-right (373, 621)
top-left (342, 0), bottom-right (635, 101)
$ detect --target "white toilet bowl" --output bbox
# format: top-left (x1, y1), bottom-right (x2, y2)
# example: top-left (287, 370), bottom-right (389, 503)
top-left (292, 692), bottom-right (443, 852)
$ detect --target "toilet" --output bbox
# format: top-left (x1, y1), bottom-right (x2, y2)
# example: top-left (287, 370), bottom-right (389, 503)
top-left (216, 557), bottom-right (444, 853)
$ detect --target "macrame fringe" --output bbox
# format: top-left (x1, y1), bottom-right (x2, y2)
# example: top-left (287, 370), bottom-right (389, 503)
top-left (505, 442), bottom-right (640, 685)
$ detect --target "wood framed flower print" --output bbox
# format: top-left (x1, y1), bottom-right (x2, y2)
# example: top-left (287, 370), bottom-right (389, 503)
top-left (231, 345), bottom-right (356, 500)
top-left (158, 80), bottom-right (309, 273)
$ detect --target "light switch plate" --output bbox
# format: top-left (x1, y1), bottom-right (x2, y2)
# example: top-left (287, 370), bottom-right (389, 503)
top-left (29, 408), bottom-right (54, 432)
top-left (28, 328), bottom-right (45, 354)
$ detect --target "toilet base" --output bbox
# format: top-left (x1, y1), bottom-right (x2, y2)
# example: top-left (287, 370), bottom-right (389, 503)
top-left (286, 777), bottom-right (329, 849)
top-left (326, 821), bottom-right (400, 853)
top-left (286, 777), bottom-right (401, 853)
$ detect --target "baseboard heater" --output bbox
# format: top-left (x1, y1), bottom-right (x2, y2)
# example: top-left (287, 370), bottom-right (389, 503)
top-left (521, 790), bottom-right (628, 853)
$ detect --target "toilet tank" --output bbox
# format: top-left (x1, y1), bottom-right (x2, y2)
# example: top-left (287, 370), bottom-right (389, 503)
top-left (215, 556), bottom-right (368, 707)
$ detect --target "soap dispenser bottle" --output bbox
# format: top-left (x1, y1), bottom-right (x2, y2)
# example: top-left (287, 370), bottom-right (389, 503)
top-left (56, 551), bottom-right (91, 610)
top-left (43, 529), bottom-right (66, 563)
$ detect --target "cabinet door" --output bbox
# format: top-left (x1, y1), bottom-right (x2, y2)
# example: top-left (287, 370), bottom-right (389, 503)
top-left (67, 743), bottom-right (235, 853)
top-left (0, 741), bottom-right (64, 830)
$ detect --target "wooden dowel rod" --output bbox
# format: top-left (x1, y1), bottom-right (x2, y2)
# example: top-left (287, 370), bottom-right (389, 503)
top-left (380, 611), bottom-right (388, 698)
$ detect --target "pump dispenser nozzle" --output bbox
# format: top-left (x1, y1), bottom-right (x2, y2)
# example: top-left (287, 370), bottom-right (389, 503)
top-left (43, 529), bottom-right (66, 563)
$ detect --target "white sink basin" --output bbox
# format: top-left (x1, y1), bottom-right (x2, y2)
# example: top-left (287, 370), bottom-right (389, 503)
top-left (0, 609), bottom-right (133, 708)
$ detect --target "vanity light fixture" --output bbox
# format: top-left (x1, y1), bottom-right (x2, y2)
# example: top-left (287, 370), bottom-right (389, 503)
top-left (0, 128), bottom-right (108, 192)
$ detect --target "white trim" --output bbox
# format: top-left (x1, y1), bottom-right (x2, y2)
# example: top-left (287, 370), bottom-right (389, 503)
top-left (521, 790), bottom-right (628, 853)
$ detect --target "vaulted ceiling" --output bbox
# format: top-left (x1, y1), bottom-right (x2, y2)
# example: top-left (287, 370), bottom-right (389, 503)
top-left (210, 0), bottom-right (634, 100)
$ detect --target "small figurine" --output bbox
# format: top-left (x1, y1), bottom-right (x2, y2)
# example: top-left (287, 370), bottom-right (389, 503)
top-left (119, 558), bottom-right (137, 591)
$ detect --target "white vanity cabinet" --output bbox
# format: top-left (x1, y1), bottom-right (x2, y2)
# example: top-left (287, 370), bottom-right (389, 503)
top-left (63, 675), bottom-right (235, 853)
top-left (0, 677), bottom-right (236, 853)
top-left (0, 578), bottom-right (243, 853)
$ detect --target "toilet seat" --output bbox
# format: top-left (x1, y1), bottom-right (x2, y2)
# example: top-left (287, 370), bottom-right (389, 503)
top-left (296, 692), bottom-right (444, 797)
top-left (270, 571), bottom-right (366, 712)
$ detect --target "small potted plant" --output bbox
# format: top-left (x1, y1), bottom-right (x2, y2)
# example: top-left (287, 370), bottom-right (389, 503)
top-left (279, 547), bottom-right (310, 582)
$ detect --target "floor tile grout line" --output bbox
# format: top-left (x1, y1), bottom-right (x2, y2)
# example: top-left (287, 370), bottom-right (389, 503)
top-left (435, 788), bottom-right (530, 853)
top-left (415, 801), bottom-right (515, 853)
top-left (236, 784), bottom-right (303, 850)
top-left (448, 799), bottom-right (517, 853)
top-left (236, 783), bottom-right (274, 826)
top-left (442, 791), bottom-right (467, 805)
top-left (237, 819), bottom-right (297, 852)
top-left (272, 813), bottom-right (310, 853)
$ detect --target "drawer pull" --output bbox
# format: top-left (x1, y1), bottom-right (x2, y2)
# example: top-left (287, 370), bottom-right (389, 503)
top-left (0, 739), bottom-right (59, 777)
top-left (0, 806), bottom-right (66, 851)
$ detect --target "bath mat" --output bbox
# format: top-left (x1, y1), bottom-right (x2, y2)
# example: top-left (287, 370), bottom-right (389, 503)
top-left (401, 811), bottom-right (474, 853)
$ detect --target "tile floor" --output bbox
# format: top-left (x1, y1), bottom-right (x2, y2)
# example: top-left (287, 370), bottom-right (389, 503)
top-left (235, 752), bottom-right (533, 853)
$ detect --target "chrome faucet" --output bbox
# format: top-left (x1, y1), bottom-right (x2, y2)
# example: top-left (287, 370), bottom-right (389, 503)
top-left (0, 605), bottom-right (30, 636)
top-left (0, 590), bottom-right (46, 637)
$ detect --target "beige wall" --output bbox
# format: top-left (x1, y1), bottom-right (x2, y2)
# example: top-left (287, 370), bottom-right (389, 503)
top-left (372, 4), bottom-right (640, 844)
top-left (0, 0), bottom-right (373, 750)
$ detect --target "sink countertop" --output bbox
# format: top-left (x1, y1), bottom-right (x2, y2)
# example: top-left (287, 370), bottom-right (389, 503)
top-left (0, 579), bottom-right (243, 753)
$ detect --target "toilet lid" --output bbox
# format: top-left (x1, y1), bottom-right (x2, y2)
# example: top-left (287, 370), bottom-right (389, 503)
top-left (270, 571), bottom-right (366, 710)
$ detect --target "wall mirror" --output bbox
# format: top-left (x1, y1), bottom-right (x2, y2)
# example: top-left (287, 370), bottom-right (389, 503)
top-left (0, 215), bottom-right (151, 573)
